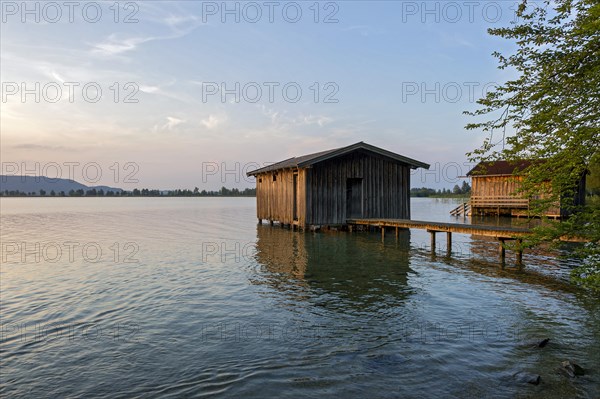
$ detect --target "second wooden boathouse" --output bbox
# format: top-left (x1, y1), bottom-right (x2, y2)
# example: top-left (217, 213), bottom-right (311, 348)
top-left (456, 160), bottom-right (587, 218)
top-left (246, 142), bottom-right (429, 230)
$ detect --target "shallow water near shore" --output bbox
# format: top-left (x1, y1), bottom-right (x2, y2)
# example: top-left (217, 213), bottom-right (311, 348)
top-left (1, 197), bottom-right (599, 398)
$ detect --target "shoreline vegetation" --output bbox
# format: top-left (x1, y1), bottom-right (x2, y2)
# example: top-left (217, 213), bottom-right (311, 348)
top-left (0, 187), bottom-right (256, 197)
top-left (3, 178), bottom-right (597, 200)
top-left (1, 188), bottom-right (467, 198)
top-left (410, 181), bottom-right (471, 198)
top-left (2, 185), bottom-right (474, 198)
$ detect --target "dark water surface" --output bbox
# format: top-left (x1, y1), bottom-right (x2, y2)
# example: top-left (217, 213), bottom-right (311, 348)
top-left (1, 198), bottom-right (599, 398)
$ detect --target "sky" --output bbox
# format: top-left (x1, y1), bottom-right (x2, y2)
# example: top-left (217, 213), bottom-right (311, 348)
top-left (0, 0), bottom-right (526, 190)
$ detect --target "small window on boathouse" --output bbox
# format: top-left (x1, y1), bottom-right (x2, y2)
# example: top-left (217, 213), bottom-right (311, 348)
top-left (273, 174), bottom-right (277, 182)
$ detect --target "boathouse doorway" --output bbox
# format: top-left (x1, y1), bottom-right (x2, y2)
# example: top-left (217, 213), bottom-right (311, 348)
top-left (346, 178), bottom-right (363, 219)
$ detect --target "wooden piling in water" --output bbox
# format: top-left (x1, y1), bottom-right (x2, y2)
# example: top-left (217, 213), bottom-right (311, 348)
top-left (347, 218), bottom-right (534, 266)
top-left (499, 239), bottom-right (506, 262)
top-left (429, 230), bottom-right (436, 252)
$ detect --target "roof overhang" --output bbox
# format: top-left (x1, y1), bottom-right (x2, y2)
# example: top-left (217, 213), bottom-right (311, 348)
top-left (246, 142), bottom-right (429, 176)
top-left (297, 142), bottom-right (429, 170)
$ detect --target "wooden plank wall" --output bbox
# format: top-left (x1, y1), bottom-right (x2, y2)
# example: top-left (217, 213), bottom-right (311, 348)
top-left (471, 175), bottom-right (567, 216)
top-left (255, 169), bottom-right (306, 225)
top-left (305, 151), bottom-right (411, 225)
top-left (471, 176), bottom-right (522, 198)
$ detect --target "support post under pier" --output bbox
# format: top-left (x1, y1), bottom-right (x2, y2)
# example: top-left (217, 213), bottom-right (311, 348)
top-left (429, 230), bottom-right (436, 252)
top-left (516, 238), bottom-right (523, 265)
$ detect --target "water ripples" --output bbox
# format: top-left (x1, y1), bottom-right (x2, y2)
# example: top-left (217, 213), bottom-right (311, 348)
top-left (1, 198), bottom-right (599, 398)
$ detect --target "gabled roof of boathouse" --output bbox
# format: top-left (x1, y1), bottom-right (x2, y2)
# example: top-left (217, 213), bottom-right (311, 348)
top-left (466, 160), bottom-right (536, 177)
top-left (246, 142), bottom-right (430, 176)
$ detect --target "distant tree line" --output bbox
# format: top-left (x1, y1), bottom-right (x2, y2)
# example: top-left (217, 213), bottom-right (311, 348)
top-left (0, 186), bottom-right (256, 197)
top-left (410, 181), bottom-right (471, 197)
top-left (162, 187), bottom-right (256, 197)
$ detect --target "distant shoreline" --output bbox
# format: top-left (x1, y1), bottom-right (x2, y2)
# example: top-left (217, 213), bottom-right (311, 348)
top-left (411, 195), bottom-right (469, 199)
top-left (0, 195), bottom-right (256, 198)
top-left (2, 194), bottom-right (470, 199)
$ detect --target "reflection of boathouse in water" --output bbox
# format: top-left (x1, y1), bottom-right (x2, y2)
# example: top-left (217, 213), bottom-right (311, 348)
top-left (253, 225), bottom-right (413, 308)
top-left (247, 142), bottom-right (429, 230)
top-left (253, 225), bottom-right (575, 299)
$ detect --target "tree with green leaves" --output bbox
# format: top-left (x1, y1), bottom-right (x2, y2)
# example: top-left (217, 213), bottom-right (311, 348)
top-left (466, 0), bottom-right (599, 290)
top-left (460, 181), bottom-right (471, 194)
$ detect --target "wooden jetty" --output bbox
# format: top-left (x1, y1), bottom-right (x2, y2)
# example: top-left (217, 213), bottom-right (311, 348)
top-left (249, 146), bottom-right (587, 267)
top-left (347, 218), bottom-right (530, 264)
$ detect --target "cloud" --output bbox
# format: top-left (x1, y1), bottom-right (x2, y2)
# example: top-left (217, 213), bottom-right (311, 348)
top-left (298, 115), bottom-right (333, 127)
top-left (258, 106), bottom-right (332, 128)
top-left (259, 105), bottom-right (277, 121)
top-left (51, 71), bottom-right (65, 83)
top-left (164, 117), bottom-right (185, 130)
top-left (139, 85), bottom-right (161, 94)
top-left (136, 81), bottom-right (193, 103)
top-left (91, 35), bottom-right (157, 56)
top-left (164, 14), bottom-right (198, 28)
top-left (12, 143), bottom-right (71, 151)
top-left (201, 115), bottom-right (224, 129)
top-left (90, 11), bottom-right (203, 58)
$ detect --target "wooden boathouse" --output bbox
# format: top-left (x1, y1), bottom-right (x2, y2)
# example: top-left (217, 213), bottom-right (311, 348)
top-left (248, 150), bottom-right (586, 265)
top-left (451, 160), bottom-right (587, 218)
top-left (246, 142), bottom-right (430, 230)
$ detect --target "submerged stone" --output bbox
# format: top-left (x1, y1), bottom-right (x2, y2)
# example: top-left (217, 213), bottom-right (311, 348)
top-left (560, 360), bottom-right (585, 378)
top-left (537, 338), bottom-right (550, 348)
top-left (513, 371), bottom-right (541, 385)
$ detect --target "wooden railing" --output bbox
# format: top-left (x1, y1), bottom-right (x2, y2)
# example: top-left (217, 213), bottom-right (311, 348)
top-left (450, 202), bottom-right (471, 216)
top-left (470, 195), bottom-right (529, 208)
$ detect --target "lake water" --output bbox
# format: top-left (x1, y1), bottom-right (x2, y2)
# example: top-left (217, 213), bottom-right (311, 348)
top-left (1, 198), bottom-right (599, 398)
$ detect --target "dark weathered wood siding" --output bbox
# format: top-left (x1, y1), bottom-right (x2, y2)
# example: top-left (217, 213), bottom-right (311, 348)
top-left (304, 151), bottom-right (411, 225)
top-left (255, 151), bottom-right (412, 227)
